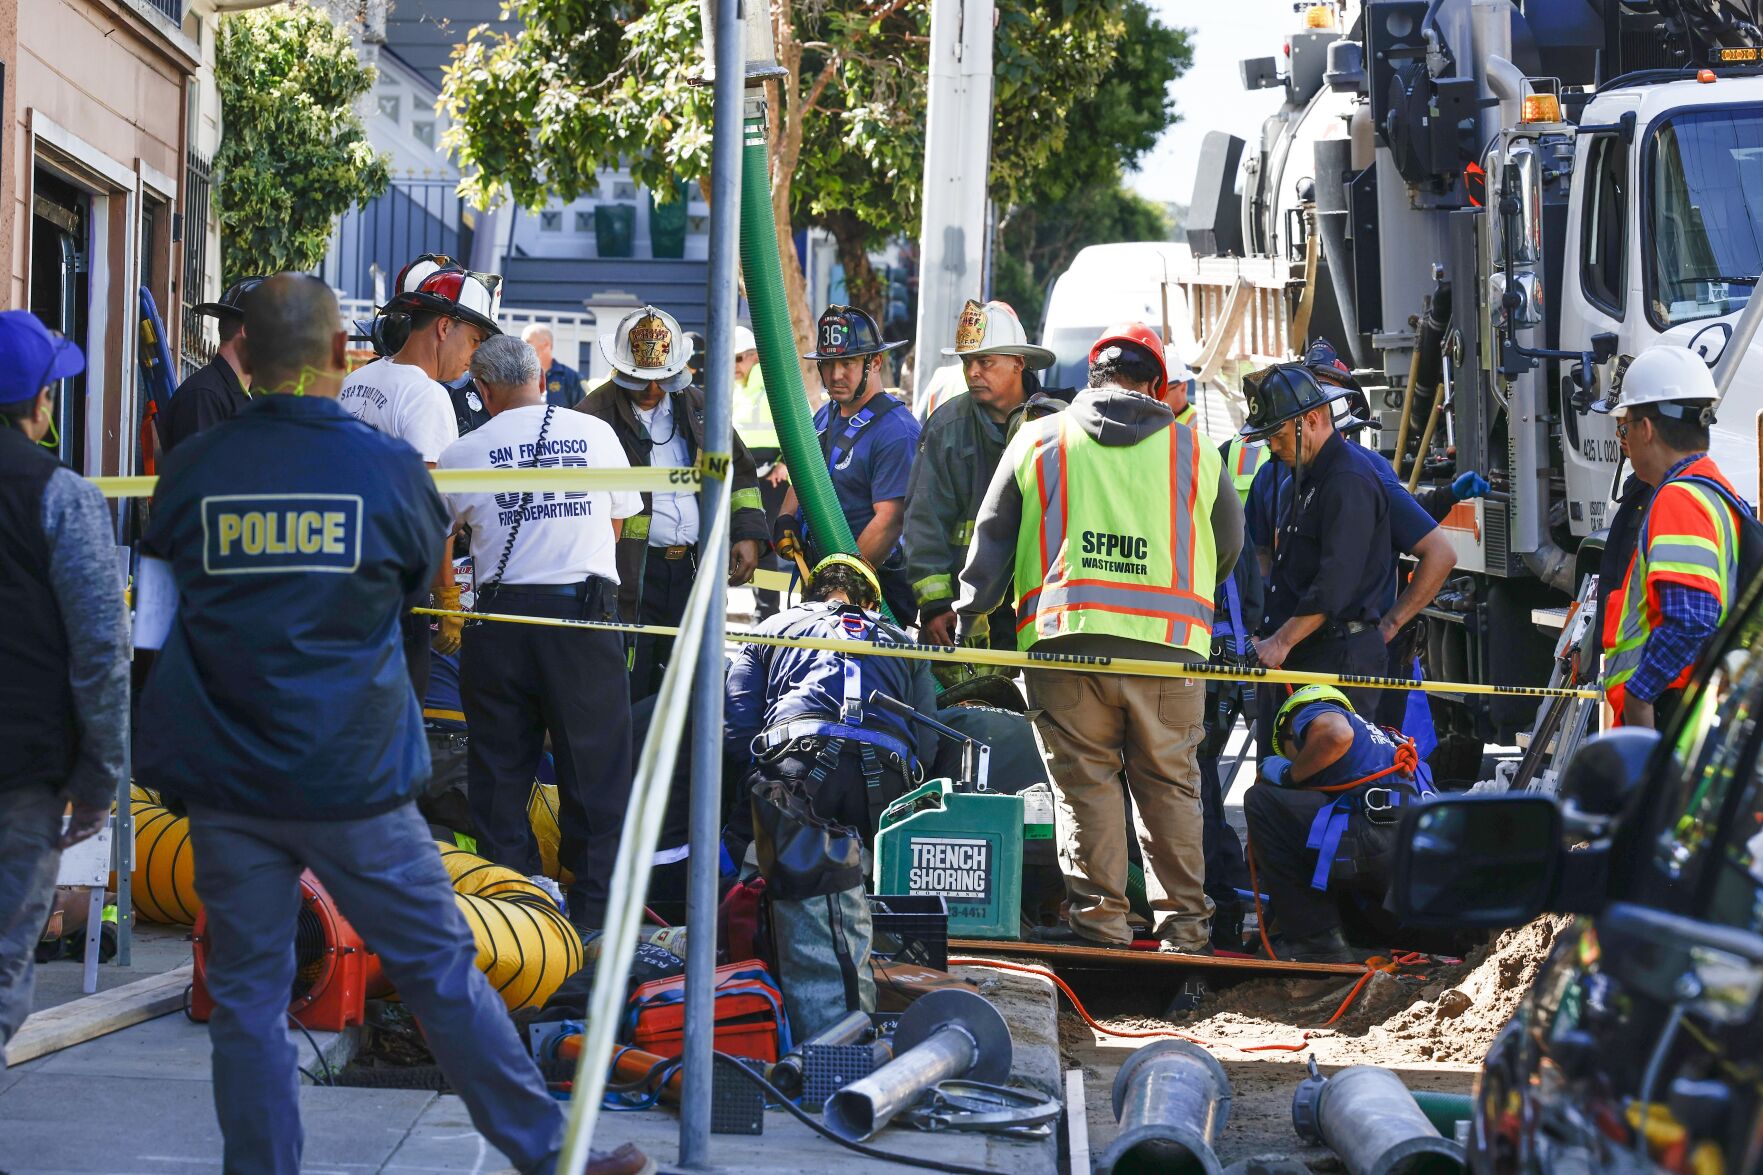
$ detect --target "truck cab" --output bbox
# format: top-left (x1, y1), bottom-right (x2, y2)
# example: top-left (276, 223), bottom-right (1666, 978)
top-left (1559, 77), bottom-right (1763, 523)
top-left (1393, 578), bottom-right (1763, 1171)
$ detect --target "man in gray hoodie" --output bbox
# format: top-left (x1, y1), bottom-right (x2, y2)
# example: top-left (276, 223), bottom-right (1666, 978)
top-left (955, 329), bottom-right (1242, 953)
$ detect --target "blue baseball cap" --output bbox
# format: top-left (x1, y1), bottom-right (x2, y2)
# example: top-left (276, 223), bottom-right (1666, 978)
top-left (0, 311), bottom-right (84, 406)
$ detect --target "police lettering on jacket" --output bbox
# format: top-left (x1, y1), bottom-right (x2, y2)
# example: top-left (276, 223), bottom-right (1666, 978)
top-left (202, 496), bottom-right (361, 573)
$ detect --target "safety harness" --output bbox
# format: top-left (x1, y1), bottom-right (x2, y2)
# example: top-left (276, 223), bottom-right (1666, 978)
top-left (751, 606), bottom-right (919, 821)
top-left (1273, 685), bottom-right (1437, 891)
top-left (1300, 737), bottom-right (1435, 891)
top-left (819, 390), bottom-right (901, 471)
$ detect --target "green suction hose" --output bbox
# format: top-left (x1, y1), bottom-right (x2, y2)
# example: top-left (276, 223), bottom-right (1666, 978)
top-left (739, 104), bottom-right (859, 561)
top-left (1412, 1090), bottom-right (1473, 1135)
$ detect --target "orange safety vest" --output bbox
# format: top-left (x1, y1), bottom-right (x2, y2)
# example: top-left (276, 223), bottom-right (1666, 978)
top-left (1602, 455), bottom-right (1742, 715)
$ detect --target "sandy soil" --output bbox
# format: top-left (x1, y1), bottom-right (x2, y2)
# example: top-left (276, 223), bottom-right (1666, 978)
top-left (1049, 917), bottom-right (1571, 1166)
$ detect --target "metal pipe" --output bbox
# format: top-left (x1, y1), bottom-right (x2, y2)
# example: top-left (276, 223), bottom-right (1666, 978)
top-left (823, 987), bottom-right (1012, 1142)
top-left (824, 1024), bottom-right (978, 1141)
top-left (1406, 382), bottom-right (1447, 494)
top-left (1293, 1062), bottom-right (1466, 1175)
top-left (769, 1009), bottom-right (874, 1095)
top-left (1711, 269), bottom-right (1763, 411)
top-left (1096, 1041), bottom-right (1233, 1175)
top-left (678, 0), bottom-right (744, 1161)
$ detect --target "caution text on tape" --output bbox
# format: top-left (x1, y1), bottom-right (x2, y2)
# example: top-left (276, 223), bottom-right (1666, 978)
top-left (89, 466), bottom-right (704, 500)
top-left (410, 606), bottom-right (1600, 700)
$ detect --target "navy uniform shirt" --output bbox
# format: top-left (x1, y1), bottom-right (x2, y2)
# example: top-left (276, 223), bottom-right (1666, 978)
top-left (1289, 701), bottom-right (1401, 789)
top-left (725, 601), bottom-right (939, 766)
top-left (544, 361), bottom-right (585, 410)
top-left (1262, 430), bottom-right (1392, 636)
top-left (809, 393), bottom-right (919, 551)
top-left (137, 395), bottom-right (450, 819)
top-left (160, 356), bottom-right (248, 452)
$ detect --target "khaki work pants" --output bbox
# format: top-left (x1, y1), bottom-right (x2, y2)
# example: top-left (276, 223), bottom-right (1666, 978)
top-left (1025, 670), bottom-right (1212, 948)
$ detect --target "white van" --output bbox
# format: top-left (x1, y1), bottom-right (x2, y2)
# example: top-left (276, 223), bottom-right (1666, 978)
top-left (1040, 242), bottom-right (1200, 391)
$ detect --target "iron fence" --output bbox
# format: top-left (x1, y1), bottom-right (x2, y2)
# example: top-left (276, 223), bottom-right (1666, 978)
top-left (143, 0), bottom-right (184, 24)
top-left (180, 149), bottom-right (215, 379)
top-left (324, 179), bottom-right (466, 306)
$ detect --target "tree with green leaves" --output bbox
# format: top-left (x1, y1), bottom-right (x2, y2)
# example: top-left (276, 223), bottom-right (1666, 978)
top-left (438, 0), bottom-right (1188, 365)
top-left (214, 6), bottom-right (389, 282)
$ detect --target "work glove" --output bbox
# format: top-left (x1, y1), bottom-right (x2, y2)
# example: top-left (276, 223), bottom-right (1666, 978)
top-left (1260, 755), bottom-right (1293, 787)
top-left (772, 513), bottom-right (801, 551)
top-left (1452, 471), bottom-right (1491, 501)
top-left (433, 584), bottom-right (465, 655)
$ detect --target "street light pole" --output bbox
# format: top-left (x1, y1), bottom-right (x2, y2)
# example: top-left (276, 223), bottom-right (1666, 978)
top-left (681, 0), bottom-right (745, 1163)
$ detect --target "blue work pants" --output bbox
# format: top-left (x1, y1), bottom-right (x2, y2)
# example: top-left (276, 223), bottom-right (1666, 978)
top-left (186, 801), bottom-right (563, 1175)
top-left (0, 783), bottom-right (63, 1061)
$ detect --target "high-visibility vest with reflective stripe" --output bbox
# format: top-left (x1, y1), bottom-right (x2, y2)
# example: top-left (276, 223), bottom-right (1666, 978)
top-left (1011, 412), bottom-right (1220, 654)
top-left (1173, 402), bottom-right (1195, 427)
top-left (734, 366), bottom-right (778, 451)
top-left (1225, 436), bottom-right (1270, 503)
top-left (1602, 456), bottom-right (1741, 713)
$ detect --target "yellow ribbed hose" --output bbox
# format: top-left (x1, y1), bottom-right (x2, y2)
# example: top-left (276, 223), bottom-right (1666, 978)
top-left (527, 782), bottom-right (573, 883)
top-left (437, 842), bottom-right (585, 1012)
top-left (127, 784), bottom-right (203, 925)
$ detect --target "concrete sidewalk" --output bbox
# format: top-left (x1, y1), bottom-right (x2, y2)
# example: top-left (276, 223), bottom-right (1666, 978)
top-left (0, 965), bottom-right (1061, 1174)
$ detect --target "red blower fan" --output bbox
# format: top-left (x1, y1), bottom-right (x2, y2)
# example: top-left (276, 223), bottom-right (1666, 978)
top-left (190, 870), bottom-right (387, 1032)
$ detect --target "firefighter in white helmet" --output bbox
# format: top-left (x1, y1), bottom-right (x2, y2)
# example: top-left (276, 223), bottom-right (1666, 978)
top-left (575, 305), bottom-right (770, 698)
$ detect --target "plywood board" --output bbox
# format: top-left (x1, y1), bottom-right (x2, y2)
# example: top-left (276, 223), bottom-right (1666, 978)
top-left (4, 965), bottom-right (191, 1066)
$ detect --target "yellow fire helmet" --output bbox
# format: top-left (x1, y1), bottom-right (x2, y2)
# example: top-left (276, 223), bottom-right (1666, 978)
top-left (810, 553), bottom-right (883, 609)
top-left (1272, 684), bottom-right (1355, 758)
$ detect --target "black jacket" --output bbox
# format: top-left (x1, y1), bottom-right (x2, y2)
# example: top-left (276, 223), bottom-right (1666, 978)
top-left (0, 428), bottom-right (74, 793)
top-left (574, 380), bottom-right (769, 618)
top-left (161, 356), bottom-right (248, 452)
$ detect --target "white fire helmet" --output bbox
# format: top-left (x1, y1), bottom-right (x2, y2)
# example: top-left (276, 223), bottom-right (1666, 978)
top-left (602, 305), bottom-right (694, 392)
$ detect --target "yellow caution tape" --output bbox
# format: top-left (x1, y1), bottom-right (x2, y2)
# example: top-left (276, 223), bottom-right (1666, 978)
top-left (410, 606), bottom-right (1600, 700)
top-left (750, 567), bottom-right (795, 593)
top-left (89, 466), bottom-right (703, 500)
top-left (696, 450), bottom-right (732, 481)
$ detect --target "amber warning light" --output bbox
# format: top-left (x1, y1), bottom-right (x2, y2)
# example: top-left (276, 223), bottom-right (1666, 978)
top-left (1717, 47), bottom-right (1762, 63)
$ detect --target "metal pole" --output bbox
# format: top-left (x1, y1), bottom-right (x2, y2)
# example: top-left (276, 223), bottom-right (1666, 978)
top-left (680, 0), bottom-right (743, 1162)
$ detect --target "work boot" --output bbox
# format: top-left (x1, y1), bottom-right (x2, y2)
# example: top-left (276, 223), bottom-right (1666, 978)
top-left (1029, 920), bottom-right (1130, 950)
top-left (1158, 939), bottom-right (1216, 957)
top-left (588, 1143), bottom-right (657, 1175)
top-left (1279, 927), bottom-right (1358, 965)
top-left (1209, 904), bottom-right (1245, 952)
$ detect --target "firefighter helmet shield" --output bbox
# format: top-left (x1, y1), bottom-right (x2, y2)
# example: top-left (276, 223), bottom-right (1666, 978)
top-left (802, 305), bottom-right (906, 361)
top-left (942, 299), bottom-right (1056, 369)
top-left (602, 305), bottom-right (694, 392)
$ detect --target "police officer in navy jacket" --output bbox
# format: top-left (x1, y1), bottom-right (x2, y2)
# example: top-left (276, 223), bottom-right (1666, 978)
top-left (136, 274), bottom-right (563, 1175)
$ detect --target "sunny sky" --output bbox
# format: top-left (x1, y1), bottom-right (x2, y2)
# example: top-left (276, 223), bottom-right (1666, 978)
top-left (1129, 1), bottom-right (1299, 206)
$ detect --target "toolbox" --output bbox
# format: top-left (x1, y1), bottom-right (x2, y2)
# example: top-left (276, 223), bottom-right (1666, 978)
top-left (873, 779), bottom-right (1023, 939)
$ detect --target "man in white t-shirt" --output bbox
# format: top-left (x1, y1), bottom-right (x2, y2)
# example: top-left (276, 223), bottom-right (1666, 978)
top-left (340, 265), bottom-right (500, 695)
top-left (438, 334), bottom-right (639, 930)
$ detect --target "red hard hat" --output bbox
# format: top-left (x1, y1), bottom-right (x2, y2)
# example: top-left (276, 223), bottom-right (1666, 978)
top-left (387, 266), bottom-right (502, 337)
top-left (1089, 322), bottom-right (1169, 400)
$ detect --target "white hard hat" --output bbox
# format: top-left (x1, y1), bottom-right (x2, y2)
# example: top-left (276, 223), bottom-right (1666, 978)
top-left (1164, 347), bottom-right (1196, 385)
top-left (602, 305), bottom-right (693, 392)
top-left (1596, 344), bottom-right (1718, 420)
top-left (733, 325), bottom-right (757, 355)
top-left (942, 299), bottom-right (1056, 370)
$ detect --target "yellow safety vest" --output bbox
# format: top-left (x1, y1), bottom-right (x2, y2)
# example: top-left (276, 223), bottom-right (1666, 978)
top-left (1224, 436), bottom-right (1270, 503)
top-left (733, 365), bottom-right (778, 451)
top-left (1011, 413), bottom-right (1221, 654)
top-left (1602, 456), bottom-right (1741, 714)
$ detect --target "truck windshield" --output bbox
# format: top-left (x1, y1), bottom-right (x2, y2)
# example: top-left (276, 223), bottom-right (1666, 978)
top-left (1647, 108), bottom-right (1763, 327)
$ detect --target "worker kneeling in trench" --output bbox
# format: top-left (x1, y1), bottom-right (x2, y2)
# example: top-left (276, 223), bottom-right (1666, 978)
top-left (1245, 685), bottom-right (1436, 964)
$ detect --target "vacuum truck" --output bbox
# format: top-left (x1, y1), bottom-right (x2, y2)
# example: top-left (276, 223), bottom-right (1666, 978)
top-left (1182, 0), bottom-right (1763, 764)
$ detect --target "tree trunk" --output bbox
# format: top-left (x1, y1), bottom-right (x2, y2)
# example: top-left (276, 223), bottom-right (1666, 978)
top-left (820, 209), bottom-right (883, 325)
top-left (768, 7), bottom-right (820, 403)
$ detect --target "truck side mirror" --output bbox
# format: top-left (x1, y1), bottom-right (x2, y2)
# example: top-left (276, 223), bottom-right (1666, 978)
top-left (1505, 143), bottom-right (1544, 266)
top-left (1559, 727), bottom-right (1661, 825)
top-left (1391, 795), bottom-right (1561, 928)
